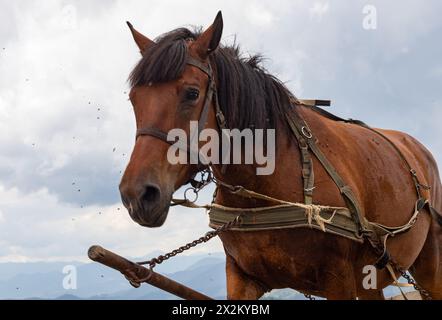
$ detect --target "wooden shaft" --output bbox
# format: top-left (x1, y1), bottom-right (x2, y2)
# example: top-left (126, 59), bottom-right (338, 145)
top-left (298, 99), bottom-right (331, 107)
top-left (88, 245), bottom-right (213, 300)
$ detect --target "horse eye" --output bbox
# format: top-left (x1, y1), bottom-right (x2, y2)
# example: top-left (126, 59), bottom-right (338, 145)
top-left (185, 88), bottom-right (199, 101)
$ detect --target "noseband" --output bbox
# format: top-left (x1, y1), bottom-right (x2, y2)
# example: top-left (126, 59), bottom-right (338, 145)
top-left (135, 57), bottom-right (227, 154)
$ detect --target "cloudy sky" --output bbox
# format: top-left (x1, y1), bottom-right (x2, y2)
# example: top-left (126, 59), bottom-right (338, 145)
top-left (0, 0), bottom-right (441, 263)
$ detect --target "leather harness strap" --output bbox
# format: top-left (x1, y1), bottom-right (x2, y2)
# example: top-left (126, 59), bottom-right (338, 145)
top-left (209, 203), bottom-right (362, 241)
top-left (186, 57), bottom-right (228, 134)
top-left (186, 58), bottom-right (215, 134)
top-left (286, 107), bottom-right (367, 238)
top-left (136, 127), bottom-right (170, 144)
top-left (285, 112), bottom-right (315, 205)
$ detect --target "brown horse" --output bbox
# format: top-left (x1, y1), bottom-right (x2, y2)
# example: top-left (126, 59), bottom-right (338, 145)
top-left (119, 12), bottom-right (442, 299)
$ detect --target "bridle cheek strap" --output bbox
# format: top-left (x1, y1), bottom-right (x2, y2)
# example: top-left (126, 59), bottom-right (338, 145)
top-left (135, 57), bottom-right (227, 171)
top-left (136, 126), bottom-right (201, 164)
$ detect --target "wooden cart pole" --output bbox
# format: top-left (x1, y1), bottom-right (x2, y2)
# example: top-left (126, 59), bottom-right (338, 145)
top-left (88, 245), bottom-right (213, 300)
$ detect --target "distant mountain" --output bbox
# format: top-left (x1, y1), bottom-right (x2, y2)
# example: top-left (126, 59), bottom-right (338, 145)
top-left (86, 257), bottom-right (227, 300)
top-left (0, 262), bottom-right (82, 281)
top-left (0, 252), bottom-right (226, 300)
top-left (55, 294), bottom-right (83, 300)
top-left (0, 252), bottom-right (419, 300)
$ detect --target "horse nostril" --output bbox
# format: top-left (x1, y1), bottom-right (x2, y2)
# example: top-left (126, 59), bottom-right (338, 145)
top-left (141, 184), bottom-right (161, 207)
top-left (119, 185), bottom-right (130, 208)
top-left (121, 194), bottom-right (129, 208)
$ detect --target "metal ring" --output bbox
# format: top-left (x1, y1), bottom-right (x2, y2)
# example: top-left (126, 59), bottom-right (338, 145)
top-left (301, 126), bottom-right (313, 139)
top-left (184, 188), bottom-right (199, 203)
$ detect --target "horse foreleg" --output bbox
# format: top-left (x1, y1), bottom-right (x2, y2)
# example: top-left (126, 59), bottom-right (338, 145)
top-left (225, 254), bottom-right (267, 300)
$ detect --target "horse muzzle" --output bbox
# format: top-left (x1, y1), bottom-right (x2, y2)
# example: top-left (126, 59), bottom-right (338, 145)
top-left (119, 182), bottom-right (171, 228)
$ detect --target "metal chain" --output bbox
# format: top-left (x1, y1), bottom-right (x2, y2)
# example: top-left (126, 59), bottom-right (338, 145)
top-left (137, 214), bottom-right (241, 269)
top-left (137, 171), bottom-right (233, 269)
top-left (390, 260), bottom-right (432, 300)
top-left (304, 294), bottom-right (316, 300)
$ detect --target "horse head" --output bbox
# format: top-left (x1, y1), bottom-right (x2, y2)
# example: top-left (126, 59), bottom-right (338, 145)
top-left (119, 13), bottom-right (224, 227)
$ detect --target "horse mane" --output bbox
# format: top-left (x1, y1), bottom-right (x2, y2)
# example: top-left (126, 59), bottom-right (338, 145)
top-left (129, 27), bottom-right (296, 131)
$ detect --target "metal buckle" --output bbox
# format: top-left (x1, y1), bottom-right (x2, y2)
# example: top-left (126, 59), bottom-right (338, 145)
top-left (301, 126), bottom-right (313, 139)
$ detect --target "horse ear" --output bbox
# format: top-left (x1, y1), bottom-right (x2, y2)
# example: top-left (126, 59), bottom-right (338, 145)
top-left (193, 11), bottom-right (223, 60)
top-left (126, 21), bottom-right (155, 55)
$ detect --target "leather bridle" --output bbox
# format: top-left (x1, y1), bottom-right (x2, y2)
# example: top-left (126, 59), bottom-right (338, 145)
top-left (135, 57), bottom-right (227, 153)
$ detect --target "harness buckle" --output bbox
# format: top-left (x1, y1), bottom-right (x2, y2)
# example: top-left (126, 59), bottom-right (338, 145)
top-left (301, 126), bottom-right (313, 139)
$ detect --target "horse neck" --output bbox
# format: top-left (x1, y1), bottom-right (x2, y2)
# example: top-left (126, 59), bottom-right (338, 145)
top-left (212, 121), bottom-right (304, 208)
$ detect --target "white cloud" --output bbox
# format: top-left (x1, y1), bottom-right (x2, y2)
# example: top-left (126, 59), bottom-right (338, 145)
top-left (0, 184), bottom-right (223, 262)
top-left (429, 65), bottom-right (442, 78)
top-left (309, 2), bottom-right (329, 21)
top-left (0, 0), bottom-right (441, 264)
top-left (246, 4), bottom-right (275, 26)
